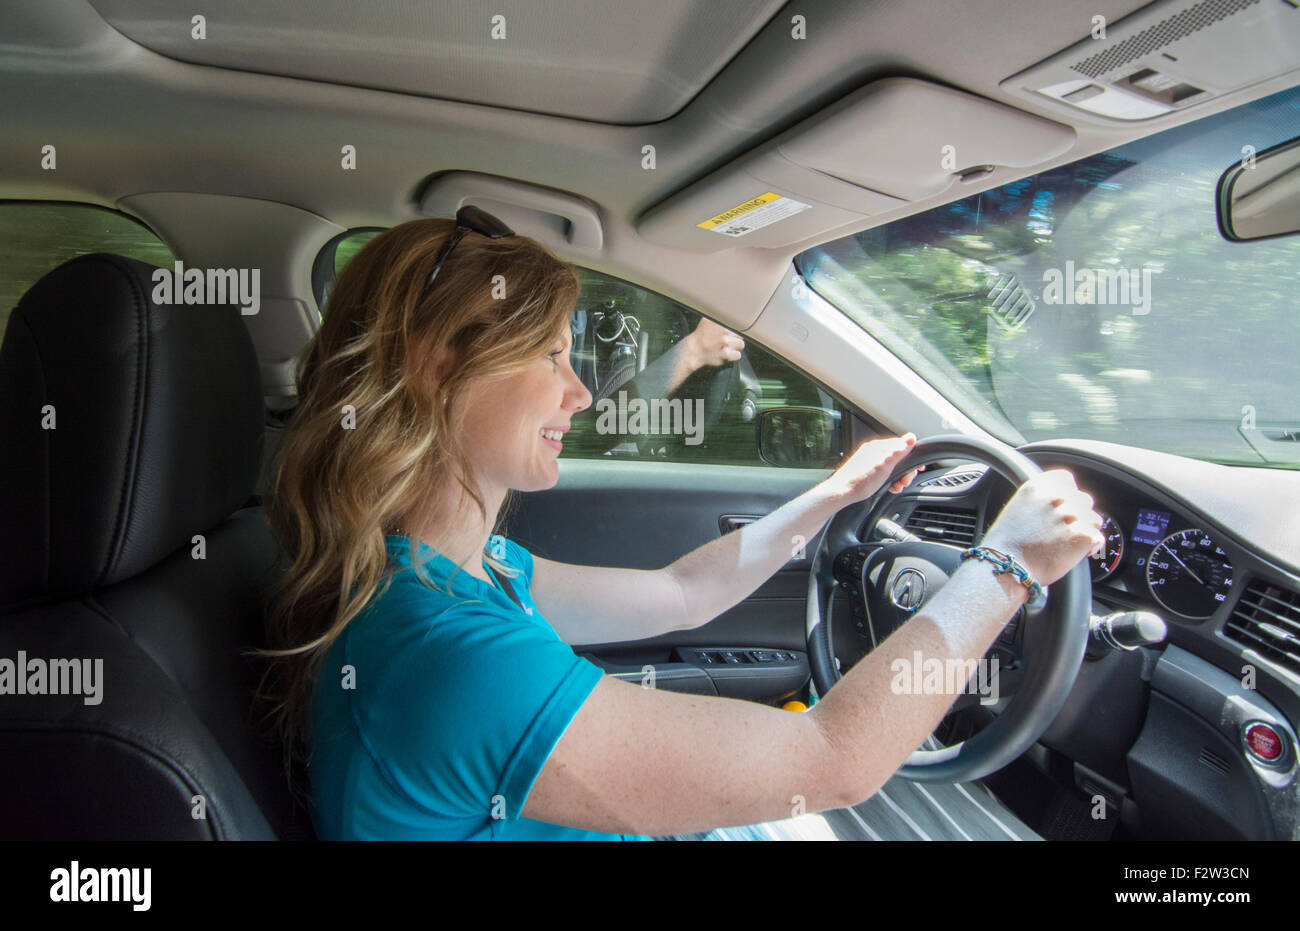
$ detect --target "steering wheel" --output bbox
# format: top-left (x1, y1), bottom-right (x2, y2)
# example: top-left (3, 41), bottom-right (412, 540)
top-left (805, 434), bottom-right (1092, 783)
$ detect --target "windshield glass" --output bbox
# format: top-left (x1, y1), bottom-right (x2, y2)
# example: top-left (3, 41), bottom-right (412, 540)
top-left (797, 85), bottom-right (1300, 469)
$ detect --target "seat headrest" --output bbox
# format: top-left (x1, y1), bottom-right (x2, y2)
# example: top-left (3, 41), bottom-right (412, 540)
top-left (0, 254), bottom-right (265, 612)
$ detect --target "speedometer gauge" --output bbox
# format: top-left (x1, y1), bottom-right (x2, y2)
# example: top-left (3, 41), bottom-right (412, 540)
top-left (1145, 529), bottom-right (1234, 619)
top-left (1089, 514), bottom-right (1125, 582)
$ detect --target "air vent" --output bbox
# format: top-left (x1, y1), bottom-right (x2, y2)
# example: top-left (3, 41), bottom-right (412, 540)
top-left (918, 466), bottom-right (988, 490)
top-left (1225, 580), bottom-right (1300, 676)
top-left (905, 505), bottom-right (979, 546)
top-left (1198, 747), bottom-right (1232, 775)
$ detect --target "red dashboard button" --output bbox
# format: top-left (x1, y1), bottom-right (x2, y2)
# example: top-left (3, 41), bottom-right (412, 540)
top-left (1244, 722), bottom-right (1284, 761)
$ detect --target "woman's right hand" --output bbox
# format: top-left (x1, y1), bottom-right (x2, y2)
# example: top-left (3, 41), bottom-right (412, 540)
top-left (980, 469), bottom-right (1107, 587)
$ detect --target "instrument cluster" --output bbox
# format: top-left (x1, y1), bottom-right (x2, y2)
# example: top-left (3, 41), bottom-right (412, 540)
top-left (979, 470), bottom-right (1238, 621)
top-left (1084, 505), bottom-right (1235, 619)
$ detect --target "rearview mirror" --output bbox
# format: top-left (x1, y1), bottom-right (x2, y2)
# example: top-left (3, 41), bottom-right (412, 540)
top-left (757, 407), bottom-right (841, 468)
top-left (1217, 135), bottom-right (1300, 243)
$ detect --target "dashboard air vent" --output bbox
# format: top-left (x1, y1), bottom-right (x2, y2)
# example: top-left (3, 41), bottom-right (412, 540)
top-left (904, 505), bottom-right (979, 546)
top-left (918, 466), bottom-right (988, 490)
top-left (1197, 747), bottom-right (1231, 775)
top-left (1225, 580), bottom-right (1300, 676)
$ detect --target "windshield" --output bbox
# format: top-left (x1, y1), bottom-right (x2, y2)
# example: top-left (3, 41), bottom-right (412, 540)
top-left (797, 84), bottom-right (1300, 469)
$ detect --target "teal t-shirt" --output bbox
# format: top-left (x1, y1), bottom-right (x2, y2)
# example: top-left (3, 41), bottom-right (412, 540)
top-left (308, 533), bottom-right (648, 840)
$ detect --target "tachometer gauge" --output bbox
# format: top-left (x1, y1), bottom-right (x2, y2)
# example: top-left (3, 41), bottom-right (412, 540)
top-left (1089, 514), bottom-right (1125, 582)
top-left (1145, 529), bottom-right (1234, 619)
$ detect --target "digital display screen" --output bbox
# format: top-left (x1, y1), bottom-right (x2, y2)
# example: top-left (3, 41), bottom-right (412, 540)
top-left (1132, 508), bottom-right (1172, 546)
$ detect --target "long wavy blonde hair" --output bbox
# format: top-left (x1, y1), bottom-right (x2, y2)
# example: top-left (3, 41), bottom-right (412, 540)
top-left (257, 217), bottom-right (579, 793)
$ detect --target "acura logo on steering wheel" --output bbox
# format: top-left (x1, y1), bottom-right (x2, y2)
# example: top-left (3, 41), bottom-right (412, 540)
top-left (890, 568), bottom-right (927, 613)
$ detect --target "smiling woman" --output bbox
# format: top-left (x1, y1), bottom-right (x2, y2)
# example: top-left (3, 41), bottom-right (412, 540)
top-left (251, 205), bottom-right (1103, 842)
top-left (255, 212), bottom-right (599, 837)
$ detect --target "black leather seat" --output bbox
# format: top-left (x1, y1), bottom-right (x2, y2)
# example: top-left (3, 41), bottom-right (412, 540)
top-left (0, 253), bottom-right (313, 839)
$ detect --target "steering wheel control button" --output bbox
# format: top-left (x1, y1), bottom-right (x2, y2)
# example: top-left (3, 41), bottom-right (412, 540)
top-left (1243, 722), bottom-right (1286, 764)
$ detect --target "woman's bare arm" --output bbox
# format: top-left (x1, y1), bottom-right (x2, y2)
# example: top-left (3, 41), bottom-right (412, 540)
top-left (531, 449), bottom-right (916, 644)
top-left (522, 557), bottom-right (1031, 835)
top-left (522, 468), bottom-right (1103, 836)
top-left (530, 556), bottom-right (692, 645)
top-left (663, 480), bottom-right (861, 630)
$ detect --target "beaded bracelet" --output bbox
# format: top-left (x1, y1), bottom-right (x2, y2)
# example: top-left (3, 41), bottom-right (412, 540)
top-left (959, 546), bottom-right (1045, 606)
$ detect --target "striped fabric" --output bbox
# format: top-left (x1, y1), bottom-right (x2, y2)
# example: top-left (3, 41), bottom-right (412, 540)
top-left (653, 775), bottom-right (1040, 842)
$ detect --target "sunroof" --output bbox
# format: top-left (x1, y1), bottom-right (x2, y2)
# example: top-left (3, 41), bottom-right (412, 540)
top-left (87, 0), bottom-right (786, 124)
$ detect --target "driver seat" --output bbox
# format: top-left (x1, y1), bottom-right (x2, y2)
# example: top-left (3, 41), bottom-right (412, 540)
top-left (0, 253), bottom-right (313, 839)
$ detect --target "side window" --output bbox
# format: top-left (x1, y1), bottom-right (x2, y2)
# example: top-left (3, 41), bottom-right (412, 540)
top-left (312, 228), bottom-right (384, 313)
top-left (563, 268), bottom-right (845, 467)
top-left (0, 203), bottom-right (175, 341)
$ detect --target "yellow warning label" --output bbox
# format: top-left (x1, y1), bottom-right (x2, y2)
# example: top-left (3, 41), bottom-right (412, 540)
top-left (696, 192), bottom-right (811, 238)
top-left (698, 192), bottom-right (784, 229)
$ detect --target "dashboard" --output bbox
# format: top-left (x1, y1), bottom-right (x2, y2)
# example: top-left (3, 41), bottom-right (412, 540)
top-left (872, 443), bottom-right (1300, 706)
top-left (833, 438), bottom-right (1300, 840)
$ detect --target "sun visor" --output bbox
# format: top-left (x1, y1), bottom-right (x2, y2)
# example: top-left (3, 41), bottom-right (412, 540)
top-left (636, 77), bottom-right (1075, 253)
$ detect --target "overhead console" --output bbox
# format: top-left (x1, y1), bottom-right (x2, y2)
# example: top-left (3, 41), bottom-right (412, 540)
top-left (1001, 0), bottom-right (1300, 123)
top-left (635, 77), bottom-right (1075, 253)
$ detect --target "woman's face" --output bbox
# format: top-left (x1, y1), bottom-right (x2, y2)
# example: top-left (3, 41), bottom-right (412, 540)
top-left (456, 317), bottom-right (592, 494)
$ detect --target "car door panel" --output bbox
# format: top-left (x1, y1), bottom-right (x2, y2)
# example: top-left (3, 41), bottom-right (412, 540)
top-left (509, 459), bottom-right (830, 702)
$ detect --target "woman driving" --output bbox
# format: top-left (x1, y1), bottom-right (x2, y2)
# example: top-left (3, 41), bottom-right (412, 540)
top-left (260, 206), bottom-right (1105, 840)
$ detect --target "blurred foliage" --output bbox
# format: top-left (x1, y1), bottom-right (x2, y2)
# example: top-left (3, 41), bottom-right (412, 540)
top-left (799, 85), bottom-right (1300, 468)
top-left (0, 204), bottom-right (175, 339)
top-left (334, 230), bottom-right (381, 277)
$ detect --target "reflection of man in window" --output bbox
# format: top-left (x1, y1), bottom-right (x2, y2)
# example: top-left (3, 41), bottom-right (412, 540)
top-left (770, 414), bottom-right (804, 465)
top-left (573, 311), bottom-right (744, 404)
top-left (571, 311), bottom-right (746, 455)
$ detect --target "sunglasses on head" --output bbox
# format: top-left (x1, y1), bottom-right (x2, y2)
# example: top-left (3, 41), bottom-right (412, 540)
top-left (419, 205), bottom-right (515, 305)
